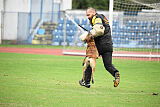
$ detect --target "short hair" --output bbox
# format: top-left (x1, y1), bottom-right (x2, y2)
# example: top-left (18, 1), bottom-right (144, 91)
top-left (86, 7), bottom-right (96, 12)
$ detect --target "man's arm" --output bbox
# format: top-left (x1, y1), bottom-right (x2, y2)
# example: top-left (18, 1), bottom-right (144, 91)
top-left (90, 17), bottom-right (105, 37)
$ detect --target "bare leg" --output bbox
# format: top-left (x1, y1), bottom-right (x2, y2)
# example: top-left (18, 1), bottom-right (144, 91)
top-left (90, 58), bottom-right (96, 84)
top-left (82, 63), bottom-right (87, 81)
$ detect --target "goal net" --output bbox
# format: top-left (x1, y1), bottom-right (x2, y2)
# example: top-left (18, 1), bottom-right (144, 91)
top-left (61, 0), bottom-right (160, 61)
top-left (112, 0), bottom-right (160, 61)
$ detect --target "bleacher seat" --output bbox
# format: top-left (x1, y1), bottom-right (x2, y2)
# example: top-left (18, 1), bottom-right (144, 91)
top-left (58, 30), bottom-right (64, 36)
top-left (138, 32), bottom-right (145, 39)
top-left (87, 25), bottom-right (92, 31)
top-left (126, 26), bottom-right (132, 33)
top-left (113, 20), bottom-right (119, 26)
top-left (37, 29), bottom-right (45, 35)
top-left (126, 20), bottom-right (133, 27)
top-left (134, 20), bottom-right (141, 27)
top-left (66, 36), bottom-right (74, 43)
top-left (66, 30), bottom-right (75, 36)
top-left (142, 21), bottom-right (148, 27)
top-left (150, 21), bottom-right (156, 27)
top-left (130, 32), bottom-right (136, 40)
top-left (59, 35), bottom-right (64, 42)
top-left (81, 19), bottom-right (88, 25)
top-left (81, 24), bottom-right (88, 31)
top-left (58, 18), bottom-right (64, 24)
top-left (52, 35), bottom-right (59, 46)
top-left (71, 25), bottom-right (77, 31)
top-left (74, 18), bottom-right (80, 25)
top-left (66, 24), bottom-right (71, 31)
top-left (112, 25), bottom-right (117, 32)
top-left (57, 24), bottom-right (63, 30)
top-left (141, 26), bottom-right (147, 33)
top-left (52, 29), bottom-right (58, 36)
top-left (133, 26), bottom-right (139, 32)
top-left (66, 20), bottom-right (72, 25)
top-left (118, 26), bottom-right (124, 32)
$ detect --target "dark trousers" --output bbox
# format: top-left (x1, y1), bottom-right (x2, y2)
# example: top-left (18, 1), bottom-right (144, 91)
top-left (84, 52), bottom-right (119, 83)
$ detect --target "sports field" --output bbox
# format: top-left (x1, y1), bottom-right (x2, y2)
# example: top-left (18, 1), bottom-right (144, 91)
top-left (0, 46), bottom-right (160, 106)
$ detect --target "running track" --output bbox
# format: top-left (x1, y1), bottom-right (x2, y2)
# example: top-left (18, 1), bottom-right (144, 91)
top-left (0, 47), bottom-right (159, 61)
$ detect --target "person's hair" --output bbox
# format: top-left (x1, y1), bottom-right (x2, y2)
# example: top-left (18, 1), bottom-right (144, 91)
top-left (86, 7), bottom-right (96, 12)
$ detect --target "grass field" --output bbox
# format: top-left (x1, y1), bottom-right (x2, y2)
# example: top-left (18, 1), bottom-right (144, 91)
top-left (0, 52), bottom-right (160, 107)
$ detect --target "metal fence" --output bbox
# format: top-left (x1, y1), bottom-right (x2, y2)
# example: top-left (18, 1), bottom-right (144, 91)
top-left (1, 0), bottom-right (60, 44)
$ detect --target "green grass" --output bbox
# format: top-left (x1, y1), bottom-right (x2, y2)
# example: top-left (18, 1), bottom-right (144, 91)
top-left (0, 44), bottom-right (63, 49)
top-left (0, 52), bottom-right (160, 107)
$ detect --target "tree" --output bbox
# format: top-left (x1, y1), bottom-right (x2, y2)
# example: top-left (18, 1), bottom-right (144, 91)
top-left (72, 0), bottom-right (109, 10)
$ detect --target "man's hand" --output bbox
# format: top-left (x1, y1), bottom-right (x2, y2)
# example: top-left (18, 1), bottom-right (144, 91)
top-left (80, 31), bottom-right (89, 42)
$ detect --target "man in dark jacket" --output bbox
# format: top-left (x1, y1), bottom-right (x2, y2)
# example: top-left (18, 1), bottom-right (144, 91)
top-left (79, 7), bottom-right (120, 88)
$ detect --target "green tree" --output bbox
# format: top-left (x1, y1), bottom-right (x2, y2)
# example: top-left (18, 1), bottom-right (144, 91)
top-left (72, 0), bottom-right (109, 10)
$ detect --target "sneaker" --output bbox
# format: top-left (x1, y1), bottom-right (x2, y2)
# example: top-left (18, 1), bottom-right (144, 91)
top-left (79, 80), bottom-right (91, 88)
top-left (114, 72), bottom-right (120, 87)
top-left (84, 83), bottom-right (90, 88)
top-left (79, 80), bottom-right (85, 86)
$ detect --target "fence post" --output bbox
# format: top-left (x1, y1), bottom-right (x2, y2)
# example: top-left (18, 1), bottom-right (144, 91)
top-left (109, 0), bottom-right (114, 35)
top-left (40, 0), bottom-right (43, 19)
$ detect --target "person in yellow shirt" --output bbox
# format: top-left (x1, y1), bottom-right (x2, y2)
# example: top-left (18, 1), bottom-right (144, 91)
top-left (79, 7), bottom-right (120, 88)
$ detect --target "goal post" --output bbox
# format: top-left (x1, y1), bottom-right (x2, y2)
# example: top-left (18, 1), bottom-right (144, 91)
top-left (112, 0), bottom-right (160, 61)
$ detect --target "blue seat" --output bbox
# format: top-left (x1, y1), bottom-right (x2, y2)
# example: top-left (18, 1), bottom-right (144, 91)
top-left (58, 18), bottom-right (64, 24)
top-left (37, 29), bottom-right (45, 35)
top-left (80, 24), bottom-right (88, 31)
top-left (59, 35), bottom-right (64, 42)
top-left (113, 20), bottom-right (119, 26)
top-left (126, 26), bottom-right (132, 33)
top-left (66, 36), bottom-right (74, 43)
top-left (81, 19), bottom-right (88, 25)
top-left (52, 29), bottom-right (58, 36)
top-left (149, 26), bottom-right (155, 33)
top-left (134, 20), bottom-right (141, 27)
top-left (141, 26), bottom-right (147, 33)
top-left (87, 25), bottom-right (92, 31)
top-left (118, 26), bottom-right (124, 32)
top-left (57, 24), bottom-right (63, 30)
top-left (133, 26), bottom-right (140, 32)
top-left (126, 20), bottom-right (133, 27)
top-left (52, 35), bottom-right (60, 46)
top-left (138, 40), bottom-right (146, 45)
top-left (66, 20), bottom-right (72, 25)
top-left (58, 30), bottom-right (64, 36)
top-left (150, 21), bottom-right (156, 27)
top-left (53, 35), bottom-right (59, 42)
top-left (74, 18), bottom-right (80, 24)
top-left (66, 30), bottom-right (75, 36)
top-left (112, 25), bottom-right (118, 32)
top-left (130, 32), bottom-right (136, 39)
top-left (66, 24), bottom-right (71, 31)
top-left (142, 21), bottom-right (148, 27)
top-left (71, 25), bottom-right (77, 31)
top-left (138, 32), bottom-right (145, 39)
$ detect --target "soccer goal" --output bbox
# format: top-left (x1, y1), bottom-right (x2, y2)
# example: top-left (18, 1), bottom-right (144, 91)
top-left (62, 0), bottom-right (160, 61)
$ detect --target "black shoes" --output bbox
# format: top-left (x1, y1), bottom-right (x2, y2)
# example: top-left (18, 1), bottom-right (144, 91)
top-left (79, 79), bottom-right (90, 88)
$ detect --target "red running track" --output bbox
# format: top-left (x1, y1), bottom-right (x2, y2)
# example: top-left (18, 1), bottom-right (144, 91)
top-left (0, 47), bottom-right (159, 61)
top-left (0, 47), bottom-right (63, 55)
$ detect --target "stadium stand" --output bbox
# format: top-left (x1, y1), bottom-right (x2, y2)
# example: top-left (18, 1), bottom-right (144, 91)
top-left (47, 16), bottom-right (160, 49)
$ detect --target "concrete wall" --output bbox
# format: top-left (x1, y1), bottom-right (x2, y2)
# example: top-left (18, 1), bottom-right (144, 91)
top-left (0, 0), bottom-right (72, 42)
top-left (0, 0), bottom-right (4, 44)
top-left (2, 0), bottom-right (30, 41)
